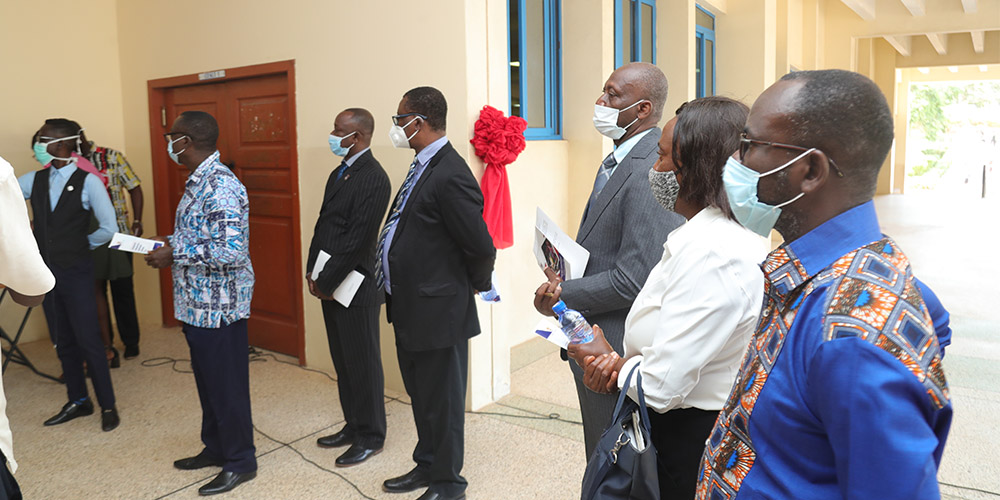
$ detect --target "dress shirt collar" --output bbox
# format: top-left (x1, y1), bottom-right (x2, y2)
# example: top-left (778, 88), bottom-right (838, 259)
top-left (612, 128), bottom-right (654, 164)
top-left (48, 162), bottom-right (78, 181)
top-left (186, 150), bottom-right (221, 187)
top-left (415, 136), bottom-right (449, 168)
top-left (344, 147), bottom-right (370, 167)
top-left (761, 200), bottom-right (882, 301)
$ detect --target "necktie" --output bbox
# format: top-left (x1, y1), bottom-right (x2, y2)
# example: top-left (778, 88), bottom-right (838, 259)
top-left (334, 161), bottom-right (348, 181)
top-left (374, 159), bottom-right (420, 289)
top-left (582, 152), bottom-right (618, 222)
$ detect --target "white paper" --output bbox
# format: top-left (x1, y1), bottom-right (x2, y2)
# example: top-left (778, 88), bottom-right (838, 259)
top-left (311, 251), bottom-right (332, 281)
top-left (311, 251), bottom-right (364, 307)
top-left (108, 232), bottom-right (164, 254)
top-left (331, 271), bottom-right (365, 307)
top-left (533, 208), bottom-right (590, 281)
top-left (533, 318), bottom-right (569, 349)
top-left (477, 271), bottom-right (501, 303)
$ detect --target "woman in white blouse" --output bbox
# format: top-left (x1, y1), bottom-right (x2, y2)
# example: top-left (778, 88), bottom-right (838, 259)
top-left (568, 96), bottom-right (768, 499)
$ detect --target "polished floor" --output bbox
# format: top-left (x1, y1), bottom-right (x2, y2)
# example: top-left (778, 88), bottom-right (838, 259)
top-left (1, 192), bottom-right (997, 499)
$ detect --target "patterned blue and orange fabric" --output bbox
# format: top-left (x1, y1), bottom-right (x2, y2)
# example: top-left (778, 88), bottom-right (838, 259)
top-left (696, 201), bottom-right (951, 499)
top-left (169, 151), bottom-right (254, 328)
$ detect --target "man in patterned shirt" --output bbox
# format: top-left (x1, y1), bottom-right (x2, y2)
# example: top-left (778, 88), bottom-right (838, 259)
top-left (145, 111), bottom-right (256, 496)
top-left (78, 125), bottom-right (145, 362)
top-left (697, 70), bottom-right (951, 499)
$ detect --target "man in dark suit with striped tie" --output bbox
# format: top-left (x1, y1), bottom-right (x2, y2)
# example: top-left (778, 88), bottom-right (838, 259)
top-left (376, 87), bottom-right (496, 500)
top-left (306, 108), bottom-right (391, 467)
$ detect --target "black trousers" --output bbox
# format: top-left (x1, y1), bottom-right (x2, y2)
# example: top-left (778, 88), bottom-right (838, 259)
top-left (100, 255), bottom-right (140, 348)
top-left (41, 260), bottom-right (116, 409)
top-left (183, 319), bottom-right (256, 474)
top-left (648, 407), bottom-right (720, 500)
top-left (0, 451), bottom-right (21, 500)
top-left (397, 342), bottom-right (468, 497)
top-left (321, 300), bottom-right (386, 448)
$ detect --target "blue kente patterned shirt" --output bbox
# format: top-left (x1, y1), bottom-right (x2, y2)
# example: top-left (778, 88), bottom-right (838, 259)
top-left (168, 151), bottom-right (254, 328)
top-left (696, 201), bottom-right (951, 500)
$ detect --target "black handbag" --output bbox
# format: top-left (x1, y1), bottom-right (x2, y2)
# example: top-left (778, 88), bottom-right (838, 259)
top-left (580, 364), bottom-right (659, 500)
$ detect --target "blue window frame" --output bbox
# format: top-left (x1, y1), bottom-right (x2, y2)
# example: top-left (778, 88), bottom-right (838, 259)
top-left (615, 0), bottom-right (656, 67)
top-left (695, 5), bottom-right (716, 97)
top-left (508, 0), bottom-right (562, 139)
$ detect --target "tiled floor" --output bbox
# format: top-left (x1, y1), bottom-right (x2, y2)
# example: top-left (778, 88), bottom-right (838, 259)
top-left (2, 191), bottom-right (998, 499)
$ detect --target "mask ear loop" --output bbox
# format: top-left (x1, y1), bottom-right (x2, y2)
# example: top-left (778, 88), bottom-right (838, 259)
top-left (757, 148), bottom-right (815, 178)
top-left (43, 135), bottom-right (81, 162)
top-left (403, 117), bottom-right (421, 142)
top-left (619, 100), bottom-right (649, 132)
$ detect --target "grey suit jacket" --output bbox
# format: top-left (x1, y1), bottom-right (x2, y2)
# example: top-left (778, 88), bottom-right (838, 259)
top-left (560, 127), bottom-right (685, 353)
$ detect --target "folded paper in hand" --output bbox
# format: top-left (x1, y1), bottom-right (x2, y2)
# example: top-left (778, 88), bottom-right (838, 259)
top-left (533, 318), bottom-right (569, 349)
top-left (311, 250), bottom-right (364, 307)
top-left (109, 232), bottom-right (164, 254)
top-left (533, 208), bottom-right (589, 281)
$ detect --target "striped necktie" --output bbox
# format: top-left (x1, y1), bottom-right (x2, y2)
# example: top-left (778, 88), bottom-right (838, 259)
top-left (374, 159), bottom-right (420, 289)
top-left (582, 152), bottom-right (618, 222)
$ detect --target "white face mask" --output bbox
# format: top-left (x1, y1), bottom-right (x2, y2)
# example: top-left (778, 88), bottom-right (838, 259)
top-left (388, 117), bottom-right (420, 149)
top-left (593, 100), bottom-right (647, 140)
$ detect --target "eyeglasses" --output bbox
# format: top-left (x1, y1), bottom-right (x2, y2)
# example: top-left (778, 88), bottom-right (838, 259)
top-left (739, 132), bottom-right (845, 178)
top-left (391, 113), bottom-right (427, 126)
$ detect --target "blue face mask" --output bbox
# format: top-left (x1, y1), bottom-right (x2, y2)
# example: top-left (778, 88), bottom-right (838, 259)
top-left (723, 151), bottom-right (810, 237)
top-left (168, 135), bottom-right (188, 165)
top-left (328, 131), bottom-right (356, 157)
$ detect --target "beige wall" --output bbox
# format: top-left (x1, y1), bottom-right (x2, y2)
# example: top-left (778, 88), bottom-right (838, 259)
top-left (0, 0), bottom-right (128, 343)
top-left (715, 0), bottom-right (778, 105)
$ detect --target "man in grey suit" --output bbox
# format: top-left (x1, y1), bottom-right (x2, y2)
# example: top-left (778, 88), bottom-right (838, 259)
top-left (534, 62), bottom-right (684, 458)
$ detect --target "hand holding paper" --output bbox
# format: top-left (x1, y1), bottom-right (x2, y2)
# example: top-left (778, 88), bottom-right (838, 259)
top-left (310, 250), bottom-right (365, 307)
top-left (109, 232), bottom-right (164, 254)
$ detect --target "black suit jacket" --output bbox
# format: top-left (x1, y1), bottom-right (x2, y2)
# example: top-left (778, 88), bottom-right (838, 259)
top-left (385, 141), bottom-right (496, 351)
top-left (306, 150), bottom-right (392, 306)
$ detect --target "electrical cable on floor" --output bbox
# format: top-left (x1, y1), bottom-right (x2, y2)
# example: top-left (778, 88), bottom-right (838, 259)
top-left (939, 481), bottom-right (1000, 497)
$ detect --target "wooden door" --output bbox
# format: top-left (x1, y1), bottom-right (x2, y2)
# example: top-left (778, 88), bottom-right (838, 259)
top-left (149, 62), bottom-right (303, 360)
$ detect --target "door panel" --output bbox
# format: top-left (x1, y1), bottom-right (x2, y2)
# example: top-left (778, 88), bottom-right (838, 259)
top-left (157, 69), bottom-right (301, 358)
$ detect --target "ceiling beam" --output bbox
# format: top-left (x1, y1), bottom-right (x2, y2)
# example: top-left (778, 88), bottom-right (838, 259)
top-left (926, 33), bottom-right (948, 55)
top-left (899, 0), bottom-right (925, 16)
top-left (841, 0), bottom-right (876, 20)
top-left (971, 30), bottom-right (985, 54)
top-left (699, 0), bottom-right (728, 14)
top-left (962, 0), bottom-right (978, 14)
top-left (883, 35), bottom-right (912, 57)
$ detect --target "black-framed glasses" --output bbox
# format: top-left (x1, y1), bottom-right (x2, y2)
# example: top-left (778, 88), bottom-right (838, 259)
top-left (739, 132), bottom-right (845, 178)
top-left (391, 113), bottom-right (427, 126)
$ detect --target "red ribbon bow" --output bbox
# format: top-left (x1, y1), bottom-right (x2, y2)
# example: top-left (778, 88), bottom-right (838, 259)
top-left (470, 105), bottom-right (527, 250)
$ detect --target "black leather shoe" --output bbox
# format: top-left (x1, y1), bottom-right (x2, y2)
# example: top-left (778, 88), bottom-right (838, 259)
top-left (124, 345), bottom-right (140, 359)
top-left (335, 443), bottom-right (382, 467)
top-left (101, 407), bottom-right (120, 431)
top-left (383, 468), bottom-right (430, 493)
top-left (415, 492), bottom-right (466, 500)
top-left (198, 470), bottom-right (256, 496)
top-left (44, 400), bottom-right (94, 426)
top-left (108, 347), bottom-right (121, 368)
top-left (316, 428), bottom-right (354, 448)
top-left (174, 453), bottom-right (225, 470)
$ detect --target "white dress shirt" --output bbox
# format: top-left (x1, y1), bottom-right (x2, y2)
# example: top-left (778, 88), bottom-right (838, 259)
top-left (618, 205), bottom-right (768, 413)
top-left (0, 155), bottom-right (56, 473)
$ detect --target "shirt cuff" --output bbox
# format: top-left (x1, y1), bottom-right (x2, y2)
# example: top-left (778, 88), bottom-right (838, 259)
top-left (618, 355), bottom-right (644, 393)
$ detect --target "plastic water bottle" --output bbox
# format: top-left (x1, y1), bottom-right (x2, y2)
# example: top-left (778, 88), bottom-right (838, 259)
top-left (552, 300), bottom-right (594, 344)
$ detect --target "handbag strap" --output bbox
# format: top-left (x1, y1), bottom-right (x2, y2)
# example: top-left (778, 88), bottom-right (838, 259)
top-left (612, 363), bottom-right (653, 436)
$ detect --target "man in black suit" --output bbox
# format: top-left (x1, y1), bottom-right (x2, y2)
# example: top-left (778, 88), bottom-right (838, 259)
top-left (306, 108), bottom-right (391, 467)
top-left (377, 87), bottom-right (496, 500)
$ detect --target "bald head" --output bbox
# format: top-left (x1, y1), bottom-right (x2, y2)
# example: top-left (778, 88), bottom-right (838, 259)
top-left (340, 108), bottom-right (374, 136)
top-left (613, 62), bottom-right (669, 121)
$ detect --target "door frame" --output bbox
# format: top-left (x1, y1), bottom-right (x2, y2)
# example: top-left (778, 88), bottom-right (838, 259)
top-left (147, 59), bottom-right (305, 363)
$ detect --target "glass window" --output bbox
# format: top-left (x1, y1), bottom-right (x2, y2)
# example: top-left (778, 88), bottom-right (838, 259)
top-left (509, 0), bottom-right (562, 139)
top-left (615, 0), bottom-right (656, 67)
top-left (695, 5), bottom-right (715, 98)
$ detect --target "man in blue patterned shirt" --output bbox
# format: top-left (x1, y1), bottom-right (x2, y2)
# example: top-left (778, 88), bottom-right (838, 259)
top-left (697, 70), bottom-right (951, 499)
top-left (145, 111), bottom-right (256, 496)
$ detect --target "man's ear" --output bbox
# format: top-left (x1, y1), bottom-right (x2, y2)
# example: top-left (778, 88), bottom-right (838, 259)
top-left (636, 100), bottom-right (653, 121)
top-left (800, 150), bottom-right (832, 195)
